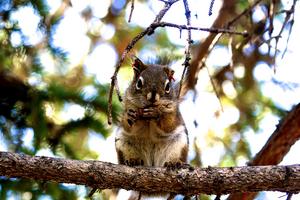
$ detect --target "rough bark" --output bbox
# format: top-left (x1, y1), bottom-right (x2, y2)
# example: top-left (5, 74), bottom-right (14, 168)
top-left (1, 151), bottom-right (300, 196)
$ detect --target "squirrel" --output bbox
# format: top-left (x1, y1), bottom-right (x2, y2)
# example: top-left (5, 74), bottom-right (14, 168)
top-left (115, 56), bottom-right (189, 199)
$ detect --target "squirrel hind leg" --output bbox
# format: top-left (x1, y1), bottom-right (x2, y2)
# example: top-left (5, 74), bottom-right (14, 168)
top-left (116, 149), bottom-right (125, 165)
top-left (116, 150), bottom-right (144, 167)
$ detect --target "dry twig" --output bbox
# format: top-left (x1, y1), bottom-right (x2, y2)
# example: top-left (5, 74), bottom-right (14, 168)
top-left (151, 22), bottom-right (248, 36)
top-left (178, 0), bottom-right (192, 99)
top-left (128, 0), bottom-right (135, 23)
top-left (226, 0), bottom-right (263, 27)
top-left (209, 0), bottom-right (215, 16)
top-left (280, 0), bottom-right (297, 59)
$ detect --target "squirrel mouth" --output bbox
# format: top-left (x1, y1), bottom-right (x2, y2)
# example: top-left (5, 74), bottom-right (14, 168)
top-left (144, 103), bottom-right (157, 108)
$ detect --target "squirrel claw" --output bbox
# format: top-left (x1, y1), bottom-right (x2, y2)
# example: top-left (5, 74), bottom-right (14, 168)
top-left (128, 109), bottom-right (137, 118)
top-left (127, 109), bottom-right (138, 126)
top-left (164, 161), bottom-right (193, 171)
top-left (127, 119), bottom-right (134, 126)
top-left (164, 161), bottom-right (182, 170)
top-left (125, 158), bottom-right (144, 167)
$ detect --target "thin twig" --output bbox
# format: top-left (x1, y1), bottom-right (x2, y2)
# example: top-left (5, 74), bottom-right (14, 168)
top-left (286, 193), bottom-right (293, 200)
top-left (107, 28), bottom-right (151, 124)
top-left (204, 63), bottom-right (224, 112)
top-left (128, 0), bottom-right (135, 23)
top-left (178, 0), bottom-right (192, 99)
top-left (281, 0), bottom-right (297, 59)
top-left (226, 0), bottom-right (263, 27)
top-left (201, 32), bottom-right (222, 71)
top-left (155, 0), bottom-right (180, 22)
top-left (107, 0), bottom-right (180, 124)
top-left (114, 77), bottom-right (122, 102)
top-left (209, 0), bottom-right (215, 16)
top-left (151, 22), bottom-right (248, 36)
top-left (270, 0), bottom-right (295, 72)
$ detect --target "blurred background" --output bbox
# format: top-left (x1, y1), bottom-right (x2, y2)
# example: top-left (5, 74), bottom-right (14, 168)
top-left (0, 0), bottom-right (299, 199)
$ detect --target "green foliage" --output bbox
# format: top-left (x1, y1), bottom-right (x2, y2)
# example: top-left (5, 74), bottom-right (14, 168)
top-left (0, 0), bottom-right (121, 198)
top-left (1, 178), bottom-right (79, 200)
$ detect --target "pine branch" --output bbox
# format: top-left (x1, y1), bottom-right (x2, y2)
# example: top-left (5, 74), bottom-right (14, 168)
top-left (1, 151), bottom-right (300, 196)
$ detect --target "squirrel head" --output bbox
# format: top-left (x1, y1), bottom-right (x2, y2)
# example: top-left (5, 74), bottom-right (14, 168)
top-left (126, 57), bottom-right (175, 108)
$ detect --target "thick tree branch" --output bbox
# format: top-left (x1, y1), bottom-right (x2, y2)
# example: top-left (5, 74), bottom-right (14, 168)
top-left (250, 103), bottom-right (300, 166)
top-left (1, 151), bottom-right (300, 196)
top-left (228, 103), bottom-right (300, 200)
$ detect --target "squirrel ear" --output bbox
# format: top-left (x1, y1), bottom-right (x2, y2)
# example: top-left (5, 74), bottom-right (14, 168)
top-left (163, 67), bottom-right (175, 81)
top-left (131, 56), bottom-right (147, 80)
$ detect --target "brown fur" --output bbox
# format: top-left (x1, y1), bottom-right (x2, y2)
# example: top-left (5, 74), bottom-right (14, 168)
top-left (115, 57), bottom-right (189, 199)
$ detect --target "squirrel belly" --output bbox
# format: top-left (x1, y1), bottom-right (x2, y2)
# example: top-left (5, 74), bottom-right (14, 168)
top-left (115, 119), bottom-right (188, 167)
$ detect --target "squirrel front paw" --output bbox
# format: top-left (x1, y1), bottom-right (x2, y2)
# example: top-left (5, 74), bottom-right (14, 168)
top-left (158, 102), bottom-right (175, 113)
top-left (127, 109), bottom-right (138, 126)
top-left (164, 161), bottom-right (183, 170)
top-left (125, 158), bottom-right (144, 167)
top-left (141, 107), bottom-right (160, 118)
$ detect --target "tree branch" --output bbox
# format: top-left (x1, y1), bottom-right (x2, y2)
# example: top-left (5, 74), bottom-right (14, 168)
top-left (178, 0), bottom-right (192, 99)
top-left (1, 151), bottom-right (300, 196)
top-left (228, 102), bottom-right (300, 200)
top-left (250, 103), bottom-right (300, 166)
top-left (151, 22), bottom-right (247, 36)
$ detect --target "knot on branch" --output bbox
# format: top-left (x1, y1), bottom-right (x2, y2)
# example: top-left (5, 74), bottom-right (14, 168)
top-left (147, 26), bottom-right (156, 35)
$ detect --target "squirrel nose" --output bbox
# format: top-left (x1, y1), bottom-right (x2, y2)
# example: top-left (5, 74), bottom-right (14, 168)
top-left (147, 91), bottom-right (160, 103)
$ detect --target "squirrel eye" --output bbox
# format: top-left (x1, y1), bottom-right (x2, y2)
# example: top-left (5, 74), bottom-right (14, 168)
top-left (136, 77), bottom-right (144, 90)
top-left (164, 80), bottom-right (171, 94)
